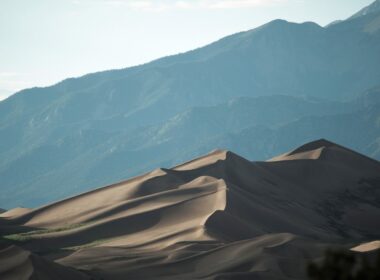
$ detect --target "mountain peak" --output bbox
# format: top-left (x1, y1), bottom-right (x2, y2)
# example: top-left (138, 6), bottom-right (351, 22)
top-left (349, 0), bottom-right (380, 20)
top-left (259, 19), bottom-right (321, 31)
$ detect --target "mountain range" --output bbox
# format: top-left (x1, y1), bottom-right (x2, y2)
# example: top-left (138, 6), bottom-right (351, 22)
top-left (0, 1), bottom-right (380, 208)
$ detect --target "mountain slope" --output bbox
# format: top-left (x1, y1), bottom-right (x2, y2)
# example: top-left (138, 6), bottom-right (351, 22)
top-left (0, 140), bottom-right (379, 279)
top-left (1, 1), bottom-right (380, 208)
top-left (202, 86), bottom-right (380, 161)
top-left (349, 0), bottom-right (380, 20)
top-left (0, 95), bottom-right (354, 208)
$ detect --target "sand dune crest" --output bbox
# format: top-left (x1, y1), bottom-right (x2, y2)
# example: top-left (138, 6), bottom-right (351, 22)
top-left (1, 140), bottom-right (379, 279)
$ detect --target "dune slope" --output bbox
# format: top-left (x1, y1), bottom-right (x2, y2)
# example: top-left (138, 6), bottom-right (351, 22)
top-left (0, 242), bottom-right (90, 280)
top-left (0, 139), bottom-right (379, 279)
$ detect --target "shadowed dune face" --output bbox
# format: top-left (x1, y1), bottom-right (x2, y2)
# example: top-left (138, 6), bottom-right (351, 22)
top-left (0, 140), bottom-right (379, 279)
top-left (0, 243), bottom-right (90, 280)
top-left (59, 233), bottom-right (329, 280)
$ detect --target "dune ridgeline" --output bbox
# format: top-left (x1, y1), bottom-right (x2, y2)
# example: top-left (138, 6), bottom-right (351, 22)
top-left (1, 139), bottom-right (379, 279)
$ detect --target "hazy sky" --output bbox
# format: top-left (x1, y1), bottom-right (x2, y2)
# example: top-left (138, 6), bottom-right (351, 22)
top-left (0, 0), bottom-right (374, 100)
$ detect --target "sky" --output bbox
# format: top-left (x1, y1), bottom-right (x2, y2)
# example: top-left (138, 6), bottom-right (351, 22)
top-left (0, 0), bottom-right (374, 100)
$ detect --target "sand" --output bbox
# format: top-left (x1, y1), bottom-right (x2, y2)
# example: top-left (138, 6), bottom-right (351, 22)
top-left (0, 243), bottom-right (90, 280)
top-left (0, 207), bottom-right (31, 218)
top-left (351, 241), bottom-right (380, 252)
top-left (0, 139), bottom-right (379, 279)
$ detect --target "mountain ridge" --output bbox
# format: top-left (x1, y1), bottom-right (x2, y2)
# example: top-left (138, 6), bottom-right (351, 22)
top-left (0, 1), bottom-right (379, 208)
top-left (349, 0), bottom-right (380, 20)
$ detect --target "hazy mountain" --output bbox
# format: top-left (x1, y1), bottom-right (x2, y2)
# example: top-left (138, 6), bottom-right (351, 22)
top-left (1, 140), bottom-right (380, 279)
top-left (196, 87), bottom-right (380, 160)
top-left (349, 0), bottom-right (380, 20)
top-left (0, 2), bottom-right (380, 208)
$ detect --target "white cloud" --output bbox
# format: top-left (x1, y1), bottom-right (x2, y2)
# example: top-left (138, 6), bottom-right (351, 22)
top-left (204, 0), bottom-right (287, 9)
top-left (174, 1), bottom-right (192, 9)
top-left (128, 0), bottom-right (153, 8)
top-left (98, 0), bottom-right (288, 12)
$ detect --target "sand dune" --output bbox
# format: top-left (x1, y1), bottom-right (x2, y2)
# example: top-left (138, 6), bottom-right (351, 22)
top-left (0, 207), bottom-right (31, 218)
top-left (0, 243), bottom-right (90, 280)
top-left (59, 233), bottom-right (330, 280)
top-left (0, 139), bottom-right (379, 279)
